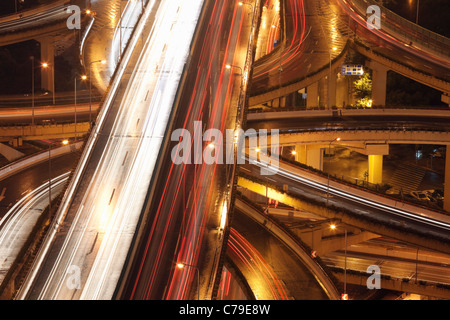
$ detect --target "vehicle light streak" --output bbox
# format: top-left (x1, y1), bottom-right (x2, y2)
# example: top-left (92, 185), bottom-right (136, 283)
top-left (17, 0), bottom-right (205, 300)
top-left (336, 0), bottom-right (450, 69)
top-left (0, 173), bottom-right (70, 284)
top-left (227, 228), bottom-right (288, 300)
top-left (164, 2), bottom-right (246, 300)
top-left (250, 157), bottom-right (450, 231)
top-left (253, 0), bottom-right (306, 79)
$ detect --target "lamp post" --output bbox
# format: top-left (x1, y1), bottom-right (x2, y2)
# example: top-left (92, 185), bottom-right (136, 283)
top-left (41, 62), bottom-right (55, 105)
top-left (330, 223), bottom-right (347, 299)
top-left (238, 1), bottom-right (253, 11)
top-left (88, 59), bottom-right (107, 126)
top-left (328, 46), bottom-right (337, 110)
top-left (31, 57), bottom-right (50, 126)
top-left (31, 56), bottom-right (35, 126)
top-left (327, 137), bottom-right (340, 207)
top-left (74, 74), bottom-right (88, 140)
top-left (176, 262), bottom-right (200, 300)
top-left (225, 64), bottom-right (243, 77)
top-left (48, 140), bottom-right (69, 214)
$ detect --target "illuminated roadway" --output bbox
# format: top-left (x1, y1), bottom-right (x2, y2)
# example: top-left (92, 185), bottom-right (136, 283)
top-left (17, 0), bottom-right (204, 300)
top-left (323, 238), bottom-right (450, 286)
top-left (117, 0), bottom-right (258, 300)
top-left (250, 0), bottom-right (450, 101)
top-left (5, 0), bottom-right (449, 300)
top-left (240, 160), bottom-right (450, 249)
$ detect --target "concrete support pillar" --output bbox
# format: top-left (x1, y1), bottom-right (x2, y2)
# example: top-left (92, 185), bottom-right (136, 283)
top-left (294, 144), bottom-right (307, 164)
top-left (294, 144), bottom-right (323, 170)
top-left (444, 146), bottom-right (450, 212)
top-left (306, 82), bottom-right (319, 109)
top-left (39, 37), bottom-right (55, 93)
top-left (442, 94), bottom-right (450, 107)
top-left (328, 70), bottom-right (337, 109)
top-left (279, 96), bottom-right (286, 108)
top-left (285, 91), bottom-right (299, 107)
top-left (307, 147), bottom-right (323, 171)
top-left (318, 77), bottom-right (327, 107)
top-left (367, 60), bottom-right (389, 107)
top-left (272, 98), bottom-right (279, 108)
top-left (368, 154), bottom-right (383, 184)
top-left (336, 74), bottom-right (351, 108)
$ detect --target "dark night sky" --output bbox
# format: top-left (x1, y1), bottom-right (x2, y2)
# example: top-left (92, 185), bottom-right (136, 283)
top-left (384, 0), bottom-right (450, 37)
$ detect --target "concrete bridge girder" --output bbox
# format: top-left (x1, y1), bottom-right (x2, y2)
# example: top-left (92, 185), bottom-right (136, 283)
top-left (292, 142), bottom-right (387, 184)
top-left (250, 130), bottom-right (450, 208)
top-left (39, 37), bottom-right (56, 93)
top-left (333, 272), bottom-right (450, 300)
top-left (0, 122), bottom-right (90, 142)
top-left (0, 9), bottom-right (90, 95)
top-left (249, 49), bottom-right (349, 107)
top-left (237, 176), bottom-right (450, 254)
top-left (358, 44), bottom-right (450, 108)
top-left (250, 40), bottom-right (450, 109)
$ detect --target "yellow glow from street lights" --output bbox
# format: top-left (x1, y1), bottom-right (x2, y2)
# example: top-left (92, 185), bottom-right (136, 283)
top-left (330, 224), bottom-right (336, 230)
top-left (101, 60), bottom-right (107, 64)
top-left (81, 75), bottom-right (88, 80)
top-left (336, 137), bottom-right (341, 141)
top-left (42, 62), bottom-right (49, 68)
top-left (62, 140), bottom-right (69, 145)
top-left (225, 64), bottom-right (232, 69)
top-left (177, 263), bottom-right (185, 269)
top-left (291, 150), bottom-right (297, 155)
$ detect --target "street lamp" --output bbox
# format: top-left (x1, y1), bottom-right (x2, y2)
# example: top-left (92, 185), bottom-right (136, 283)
top-left (31, 57), bottom-right (51, 126)
top-left (225, 64), bottom-right (243, 76)
top-left (327, 137), bottom-right (340, 207)
top-left (330, 222), bottom-right (347, 299)
top-left (176, 262), bottom-right (200, 300)
top-left (31, 56), bottom-right (35, 126)
top-left (74, 74), bottom-right (88, 140)
top-left (41, 62), bottom-right (56, 105)
top-left (328, 46), bottom-right (337, 109)
top-left (238, 1), bottom-right (253, 11)
top-left (88, 59), bottom-right (107, 126)
top-left (48, 139), bottom-right (69, 214)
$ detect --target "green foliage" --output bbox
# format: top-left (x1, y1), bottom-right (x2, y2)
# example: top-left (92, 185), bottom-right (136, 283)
top-left (353, 69), bottom-right (372, 107)
top-left (353, 71), bottom-right (372, 99)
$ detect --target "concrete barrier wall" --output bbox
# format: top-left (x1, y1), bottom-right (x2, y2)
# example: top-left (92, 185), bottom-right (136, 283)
top-left (275, 159), bottom-right (450, 225)
top-left (0, 123), bottom-right (90, 141)
top-left (247, 108), bottom-right (450, 121)
top-left (0, 0), bottom-right (68, 27)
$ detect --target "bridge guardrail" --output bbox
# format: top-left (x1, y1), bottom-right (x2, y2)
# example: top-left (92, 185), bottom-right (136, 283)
top-left (235, 196), bottom-right (341, 300)
top-left (0, 141), bottom-right (83, 182)
top-left (0, 0), bottom-right (69, 29)
top-left (348, 0), bottom-right (450, 58)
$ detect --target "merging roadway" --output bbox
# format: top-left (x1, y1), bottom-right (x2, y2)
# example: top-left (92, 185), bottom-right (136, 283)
top-left (117, 0), bottom-right (258, 300)
top-left (239, 160), bottom-right (450, 249)
top-left (16, 0), bottom-right (204, 300)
